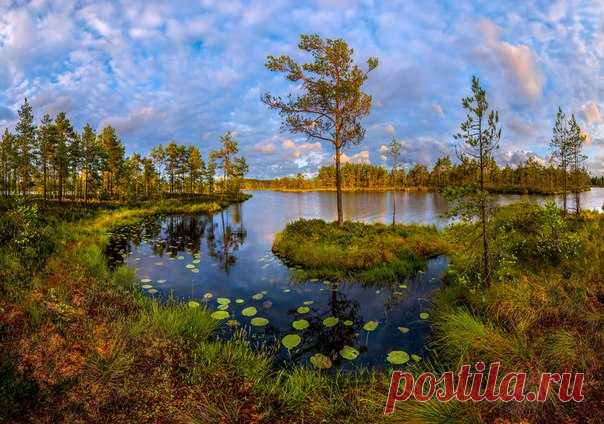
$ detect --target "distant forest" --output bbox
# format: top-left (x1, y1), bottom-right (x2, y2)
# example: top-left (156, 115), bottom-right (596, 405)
top-left (243, 158), bottom-right (593, 195)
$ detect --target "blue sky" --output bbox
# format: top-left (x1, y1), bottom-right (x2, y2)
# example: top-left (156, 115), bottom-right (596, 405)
top-left (1, 0), bottom-right (603, 177)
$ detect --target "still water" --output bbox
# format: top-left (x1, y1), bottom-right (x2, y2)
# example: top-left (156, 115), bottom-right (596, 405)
top-left (107, 188), bottom-right (604, 369)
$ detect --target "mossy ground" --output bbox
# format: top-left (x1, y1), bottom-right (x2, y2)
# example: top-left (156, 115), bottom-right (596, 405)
top-left (0, 195), bottom-right (393, 423)
top-left (272, 219), bottom-right (450, 283)
top-left (1, 197), bottom-right (601, 423)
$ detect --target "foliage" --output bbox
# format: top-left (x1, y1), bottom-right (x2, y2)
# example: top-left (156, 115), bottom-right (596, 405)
top-left (0, 100), bottom-right (247, 202)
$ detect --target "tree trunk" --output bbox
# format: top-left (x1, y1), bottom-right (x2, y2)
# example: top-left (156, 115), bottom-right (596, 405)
top-left (562, 169), bottom-right (567, 215)
top-left (479, 126), bottom-right (490, 287)
top-left (335, 147), bottom-right (343, 225)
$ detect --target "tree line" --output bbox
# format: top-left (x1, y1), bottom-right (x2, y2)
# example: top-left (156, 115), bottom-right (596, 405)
top-left (242, 157), bottom-right (591, 195)
top-left (1, 99), bottom-right (248, 202)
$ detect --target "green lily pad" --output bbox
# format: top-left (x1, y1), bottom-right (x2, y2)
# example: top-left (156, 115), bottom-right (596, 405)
top-left (217, 297), bottom-right (231, 305)
top-left (387, 350), bottom-right (410, 365)
top-left (235, 298), bottom-right (245, 304)
top-left (185, 264), bottom-right (195, 269)
top-left (157, 279), bottom-right (167, 284)
top-left (140, 278), bottom-right (152, 283)
top-left (191, 268), bottom-right (199, 273)
top-left (281, 334), bottom-right (301, 350)
top-left (210, 310), bottom-right (229, 320)
top-left (188, 301), bottom-right (200, 308)
top-left (303, 300), bottom-right (314, 305)
top-left (323, 316), bottom-right (339, 327)
top-left (419, 312), bottom-right (430, 320)
top-left (343, 320), bottom-right (354, 326)
top-left (398, 284), bottom-right (407, 289)
top-left (241, 306), bottom-right (258, 317)
top-left (363, 320), bottom-right (379, 331)
top-left (147, 288), bottom-right (158, 294)
top-left (340, 345), bottom-right (359, 360)
top-left (398, 326), bottom-right (410, 333)
top-left (217, 304), bottom-right (229, 310)
top-left (192, 259), bottom-right (201, 264)
top-left (252, 292), bottom-right (264, 300)
top-left (283, 289), bottom-right (291, 293)
top-left (226, 319), bottom-right (239, 327)
top-left (292, 319), bottom-right (309, 330)
top-left (411, 354), bottom-right (422, 362)
top-left (296, 306), bottom-right (310, 314)
top-left (309, 353), bottom-right (332, 369)
top-left (203, 292), bottom-right (213, 299)
top-left (177, 256), bottom-right (184, 260)
top-left (250, 317), bottom-right (269, 327)
top-left (141, 284), bottom-right (153, 289)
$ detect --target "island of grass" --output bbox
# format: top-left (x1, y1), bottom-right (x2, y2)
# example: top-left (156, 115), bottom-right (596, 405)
top-left (272, 219), bottom-right (449, 283)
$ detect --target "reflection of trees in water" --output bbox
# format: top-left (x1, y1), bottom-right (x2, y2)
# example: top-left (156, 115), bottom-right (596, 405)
top-left (206, 207), bottom-right (247, 273)
top-left (286, 285), bottom-right (367, 366)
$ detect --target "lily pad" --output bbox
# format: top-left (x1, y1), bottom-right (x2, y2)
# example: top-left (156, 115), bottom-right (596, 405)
top-left (185, 264), bottom-right (195, 269)
top-left (323, 316), bottom-right (339, 327)
top-left (398, 284), bottom-right (407, 289)
top-left (241, 306), bottom-right (258, 317)
top-left (283, 289), bottom-right (291, 293)
top-left (343, 320), bottom-right (354, 326)
top-left (411, 354), bottom-right (422, 362)
top-left (303, 300), bottom-right (314, 305)
top-left (363, 320), bottom-right (379, 332)
top-left (141, 284), bottom-right (153, 289)
top-left (147, 288), bottom-right (158, 294)
top-left (235, 298), bottom-right (245, 304)
top-left (281, 334), bottom-right (301, 350)
top-left (419, 312), bottom-right (430, 320)
top-left (188, 301), bottom-right (200, 308)
top-left (250, 317), bottom-right (269, 327)
top-left (252, 292), bottom-right (264, 300)
top-left (296, 306), bottom-right (310, 314)
top-left (157, 279), bottom-right (167, 284)
top-left (192, 259), bottom-right (201, 264)
top-left (386, 351), bottom-right (410, 365)
top-left (140, 278), bottom-right (152, 283)
top-left (191, 268), bottom-right (199, 273)
top-left (309, 353), bottom-right (332, 369)
top-left (217, 304), bottom-right (229, 311)
top-left (340, 345), bottom-right (359, 360)
top-left (177, 256), bottom-right (185, 260)
top-left (292, 319), bottom-right (309, 330)
top-left (203, 292), bottom-right (213, 299)
top-left (398, 326), bottom-right (410, 333)
top-left (217, 297), bottom-right (231, 305)
top-left (227, 319), bottom-right (239, 327)
top-left (210, 310), bottom-right (229, 320)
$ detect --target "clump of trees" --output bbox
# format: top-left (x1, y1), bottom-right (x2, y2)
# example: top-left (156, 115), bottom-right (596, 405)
top-left (263, 34), bottom-right (378, 225)
top-left (0, 99), bottom-right (247, 202)
top-left (243, 158), bottom-right (591, 194)
top-left (550, 108), bottom-right (588, 215)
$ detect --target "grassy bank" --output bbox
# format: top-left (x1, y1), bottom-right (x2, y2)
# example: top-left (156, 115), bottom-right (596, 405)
top-left (272, 219), bottom-right (450, 283)
top-left (394, 203), bottom-right (603, 423)
top-left (0, 195), bottom-right (396, 423)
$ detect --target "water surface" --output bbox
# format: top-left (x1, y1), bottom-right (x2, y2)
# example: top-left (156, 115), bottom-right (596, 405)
top-left (107, 188), bottom-right (603, 369)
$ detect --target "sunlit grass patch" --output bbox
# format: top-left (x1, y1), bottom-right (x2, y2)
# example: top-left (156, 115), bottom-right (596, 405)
top-left (272, 219), bottom-right (449, 283)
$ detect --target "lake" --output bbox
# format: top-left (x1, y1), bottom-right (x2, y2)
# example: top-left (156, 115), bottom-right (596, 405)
top-left (106, 188), bottom-right (604, 369)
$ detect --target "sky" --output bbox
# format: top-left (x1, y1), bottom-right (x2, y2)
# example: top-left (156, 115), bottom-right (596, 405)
top-left (1, 0), bottom-right (604, 178)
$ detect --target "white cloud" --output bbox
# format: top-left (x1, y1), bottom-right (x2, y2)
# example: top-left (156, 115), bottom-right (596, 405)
top-left (340, 150), bottom-right (370, 164)
top-left (582, 102), bottom-right (601, 125)
top-left (479, 19), bottom-right (544, 101)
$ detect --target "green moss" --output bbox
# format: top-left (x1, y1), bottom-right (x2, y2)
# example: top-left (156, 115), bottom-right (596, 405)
top-left (272, 219), bottom-right (448, 283)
